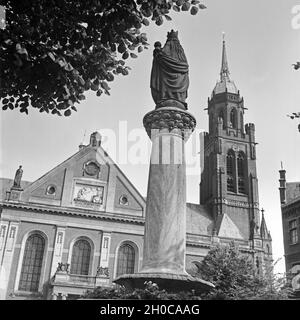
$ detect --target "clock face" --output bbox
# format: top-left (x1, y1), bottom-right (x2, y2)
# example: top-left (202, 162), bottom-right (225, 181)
top-left (84, 161), bottom-right (100, 176)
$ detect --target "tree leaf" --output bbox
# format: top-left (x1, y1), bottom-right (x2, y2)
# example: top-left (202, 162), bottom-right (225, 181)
top-left (64, 109), bottom-right (71, 116)
top-left (130, 52), bottom-right (138, 58)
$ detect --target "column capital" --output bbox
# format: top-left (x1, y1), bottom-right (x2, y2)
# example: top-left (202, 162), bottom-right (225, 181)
top-left (143, 106), bottom-right (196, 141)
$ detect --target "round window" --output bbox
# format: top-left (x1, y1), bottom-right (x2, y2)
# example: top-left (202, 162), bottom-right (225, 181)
top-left (46, 185), bottom-right (56, 195)
top-left (119, 195), bottom-right (129, 206)
top-left (84, 161), bottom-right (100, 176)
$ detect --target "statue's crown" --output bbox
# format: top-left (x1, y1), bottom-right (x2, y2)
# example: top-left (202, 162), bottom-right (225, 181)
top-left (167, 29), bottom-right (178, 40)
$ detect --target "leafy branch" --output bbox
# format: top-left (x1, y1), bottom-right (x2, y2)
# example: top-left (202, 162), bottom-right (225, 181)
top-left (0, 0), bottom-right (206, 116)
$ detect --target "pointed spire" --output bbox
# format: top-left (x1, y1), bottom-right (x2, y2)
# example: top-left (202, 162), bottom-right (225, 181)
top-left (260, 208), bottom-right (268, 239)
top-left (220, 32), bottom-right (230, 81)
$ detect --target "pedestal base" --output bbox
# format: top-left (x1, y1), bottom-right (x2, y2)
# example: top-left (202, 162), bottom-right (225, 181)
top-left (113, 272), bottom-right (214, 294)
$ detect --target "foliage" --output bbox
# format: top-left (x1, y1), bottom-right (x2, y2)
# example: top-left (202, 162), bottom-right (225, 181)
top-left (83, 244), bottom-right (293, 300)
top-left (82, 281), bottom-right (202, 300)
top-left (286, 113), bottom-right (300, 132)
top-left (0, 0), bottom-right (206, 116)
top-left (292, 62), bottom-right (300, 70)
top-left (195, 243), bottom-right (293, 300)
top-left (290, 62), bottom-right (299, 132)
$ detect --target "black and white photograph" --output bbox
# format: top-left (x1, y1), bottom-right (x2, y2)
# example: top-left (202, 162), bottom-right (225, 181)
top-left (0, 0), bottom-right (299, 312)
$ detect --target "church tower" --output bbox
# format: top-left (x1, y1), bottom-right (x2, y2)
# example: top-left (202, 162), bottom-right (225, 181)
top-left (200, 35), bottom-right (263, 244)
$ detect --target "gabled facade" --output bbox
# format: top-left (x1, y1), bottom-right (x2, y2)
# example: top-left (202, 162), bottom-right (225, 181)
top-left (0, 132), bottom-right (146, 300)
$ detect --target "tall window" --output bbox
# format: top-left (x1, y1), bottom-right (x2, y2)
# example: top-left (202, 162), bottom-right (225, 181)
top-left (218, 110), bottom-right (224, 128)
top-left (240, 112), bottom-right (244, 132)
top-left (70, 239), bottom-right (91, 275)
top-left (230, 109), bottom-right (237, 128)
top-left (226, 150), bottom-right (248, 194)
top-left (289, 220), bottom-right (298, 244)
top-left (226, 150), bottom-right (235, 192)
top-left (116, 243), bottom-right (135, 277)
top-left (237, 152), bottom-right (246, 194)
top-left (19, 234), bottom-right (45, 292)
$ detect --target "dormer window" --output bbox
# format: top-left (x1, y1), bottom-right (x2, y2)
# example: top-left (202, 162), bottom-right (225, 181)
top-left (46, 185), bottom-right (56, 195)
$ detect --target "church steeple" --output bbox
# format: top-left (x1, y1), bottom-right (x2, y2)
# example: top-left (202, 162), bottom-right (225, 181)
top-left (201, 35), bottom-right (260, 240)
top-left (200, 35), bottom-right (272, 265)
top-left (220, 33), bottom-right (230, 81)
top-left (212, 34), bottom-right (238, 96)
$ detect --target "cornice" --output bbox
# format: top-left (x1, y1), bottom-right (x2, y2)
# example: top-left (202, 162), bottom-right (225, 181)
top-left (0, 201), bottom-right (145, 225)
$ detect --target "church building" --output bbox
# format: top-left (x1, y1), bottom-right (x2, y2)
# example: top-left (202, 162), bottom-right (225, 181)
top-left (0, 39), bottom-right (272, 300)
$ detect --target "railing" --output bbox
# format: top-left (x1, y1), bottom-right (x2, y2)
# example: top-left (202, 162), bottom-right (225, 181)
top-left (52, 270), bottom-right (110, 288)
top-left (68, 274), bottom-right (97, 286)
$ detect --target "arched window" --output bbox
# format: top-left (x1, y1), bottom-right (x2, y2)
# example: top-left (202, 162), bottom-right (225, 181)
top-left (230, 109), bottom-right (237, 129)
top-left (116, 243), bottom-right (135, 277)
top-left (226, 150), bottom-right (235, 192)
top-left (19, 234), bottom-right (45, 292)
top-left (237, 152), bottom-right (246, 194)
top-left (70, 239), bottom-right (91, 275)
top-left (218, 110), bottom-right (224, 121)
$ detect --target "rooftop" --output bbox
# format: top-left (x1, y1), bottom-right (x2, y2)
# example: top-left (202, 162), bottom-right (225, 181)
top-left (212, 35), bottom-right (239, 96)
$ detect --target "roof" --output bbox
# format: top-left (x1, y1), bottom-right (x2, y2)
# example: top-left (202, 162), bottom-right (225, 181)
top-left (217, 213), bottom-right (244, 239)
top-left (213, 78), bottom-right (239, 95)
top-left (212, 36), bottom-right (239, 96)
top-left (186, 203), bottom-right (214, 235)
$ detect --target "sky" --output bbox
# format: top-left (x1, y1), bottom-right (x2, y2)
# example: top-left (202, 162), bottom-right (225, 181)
top-left (1, 0), bottom-right (300, 274)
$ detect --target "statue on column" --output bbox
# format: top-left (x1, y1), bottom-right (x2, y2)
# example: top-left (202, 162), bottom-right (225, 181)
top-left (13, 165), bottom-right (23, 189)
top-left (150, 30), bottom-right (189, 110)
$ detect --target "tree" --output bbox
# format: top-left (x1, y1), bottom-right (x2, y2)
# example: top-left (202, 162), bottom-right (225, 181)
top-left (290, 61), bottom-right (299, 131)
top-left (292, 62), bottom-right (300, 70)
top-left (82, 281), bottom-right (202, 300)
top-left (195, 243), bottom-right (292, 300)
top-left (82, 244), bottom-right (292, 300)
top-left (0, 0), bottom-right (206, 116)
top-left (286, 113), bottom-right (300, 132)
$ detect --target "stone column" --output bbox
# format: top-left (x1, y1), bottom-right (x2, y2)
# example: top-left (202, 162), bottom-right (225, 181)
top-left (141, 105), bottom-right (196, 275)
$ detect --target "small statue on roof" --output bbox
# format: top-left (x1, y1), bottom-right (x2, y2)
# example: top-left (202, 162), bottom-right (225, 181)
top-left (12, 165), bottom-right (23, 189)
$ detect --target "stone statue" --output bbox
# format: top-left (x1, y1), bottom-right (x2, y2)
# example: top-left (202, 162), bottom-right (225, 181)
top-left (96, 266), bottom-right (109, 277)
top-left (56, 262), bottom-right (70, 273)
top-left (13, 165), bottom-right (23, 189)
top-left (150, 30), bottom-right (189, 109)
